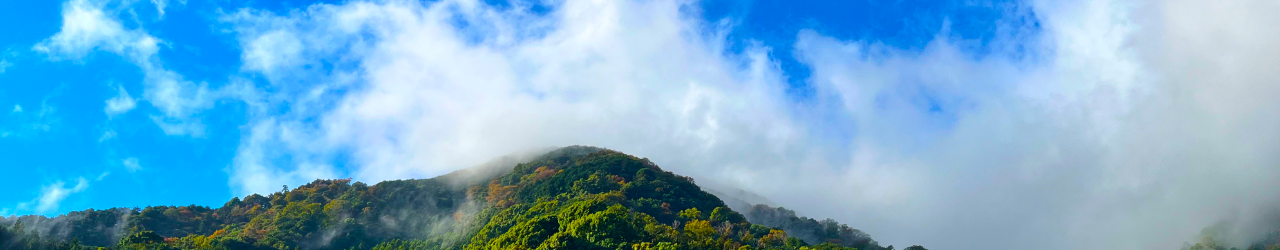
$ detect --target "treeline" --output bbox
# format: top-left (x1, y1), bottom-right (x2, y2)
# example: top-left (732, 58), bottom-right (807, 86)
top-left (745, 205), bottom-right (885, 250)
top-left (1180, 226), bottom-right (1280, 250)
top-left (1180, 237), bottom-right (1280, 250)
top-left (1, 207), bottom-right (131, 247)
top-left (0, 146), bottom-right (913, 250)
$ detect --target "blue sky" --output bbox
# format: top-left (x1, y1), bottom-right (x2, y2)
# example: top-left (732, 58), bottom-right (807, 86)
top-left (2, 0), bottom-right (1278, 249)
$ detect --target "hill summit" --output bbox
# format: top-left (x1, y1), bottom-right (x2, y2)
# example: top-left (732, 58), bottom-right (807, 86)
top-left (1, 146), bottom-right (910, 250)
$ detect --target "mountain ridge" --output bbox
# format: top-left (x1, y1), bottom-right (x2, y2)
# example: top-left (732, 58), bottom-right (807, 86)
top-left (1, 146), bottom-right (906, 250)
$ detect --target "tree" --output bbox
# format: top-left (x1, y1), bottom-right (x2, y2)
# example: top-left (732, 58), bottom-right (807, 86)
top-left (679, 208), bottom-right (702, 221)
top-left (710, 207), bottom-right (729, 222)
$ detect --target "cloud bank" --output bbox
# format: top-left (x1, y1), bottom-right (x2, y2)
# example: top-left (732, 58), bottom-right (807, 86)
top-left (33, 0), bottom-right (1276, 248)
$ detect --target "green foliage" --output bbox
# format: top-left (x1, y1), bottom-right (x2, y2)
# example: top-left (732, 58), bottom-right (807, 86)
top-left (681, 220), bottom-right (715, 240)
top-left (0, 220), bottom-right (98, 250)
top-left (118, 230), bottom-right (164, 245)
top-left (571, 172), bottom-right (622, 195)
top-left (678, 208), bottom-right (702, 221)
top-left (709, 207), bottom-right (728, 222)
top-left (368, 239), bottom-right (434, 250)
top-left (747, 205), bottom-right (886, 250)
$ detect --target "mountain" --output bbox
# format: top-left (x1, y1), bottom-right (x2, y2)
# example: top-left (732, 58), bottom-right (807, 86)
top-left (698, 181), bottom-right (882, 249)
top-left (697, 181), bottom-right (776, 213)
top-left (0, 146), bottom-right (914, 250)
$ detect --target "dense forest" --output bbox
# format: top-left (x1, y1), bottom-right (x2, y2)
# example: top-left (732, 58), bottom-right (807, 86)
top-left (0, 146), bottom-right (928, 250)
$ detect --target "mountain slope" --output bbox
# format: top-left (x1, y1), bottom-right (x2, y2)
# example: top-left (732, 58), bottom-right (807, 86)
top-left (1, 146), bottom-right (902, 250)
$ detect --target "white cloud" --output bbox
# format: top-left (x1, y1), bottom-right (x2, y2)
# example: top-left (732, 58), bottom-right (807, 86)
top-left (33, 0), bottom-right (159, 62)
top-left (98, 129), bottom-right (117, 141)
top-left (149, 115), bottom-right (205, 137)
top-left (218, 0), bottom-right (1280, 249)
top-left (104, 85), bottom-right (136, 116)
top-left (221, 0), bottom-right (803, 196)
top-left (38, 0), bottom-right (240, 136)
top-left (150, 0), bottom-right (167, 17)
top-left (241, 30), bottom-right (304, 78)
top-left (757, 0), bottom-right (1279, 248)
top-left (122, 157), bottom-right (141, 172)
top-left (0, 59), bottom-right (11, 73)
top-left (3, 100), bottom-right (59, 137)
top-left (16, 177), bottom-right (90, 214)
top-left (229, 118), bottom-right (340, 195)
top-left (30, 101), bottom-right (57, 132)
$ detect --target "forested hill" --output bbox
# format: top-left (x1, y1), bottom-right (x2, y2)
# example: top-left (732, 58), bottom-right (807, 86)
top-left (0, 146), bottom-right (918, 250)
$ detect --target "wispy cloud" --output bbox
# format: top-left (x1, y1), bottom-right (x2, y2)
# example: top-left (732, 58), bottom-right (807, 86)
top-left (2, 99), bottom-right (60, 138)
top-left (149, 115), bottom-right (205, 137)
top-left (32, 0), bottom-right (159, 62)
top-left (150, 0), bottom-right (168, 17)
top-left (98, 129), bottom-right (117, 142)
top-left (16, 177), bottom-right (90, 214)
top-left (37, 0), bottom-right (244, 137)
top-left (122, 157), bottom-right (141, 172)
top-left (104, 85), bottom-right (136, 116)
